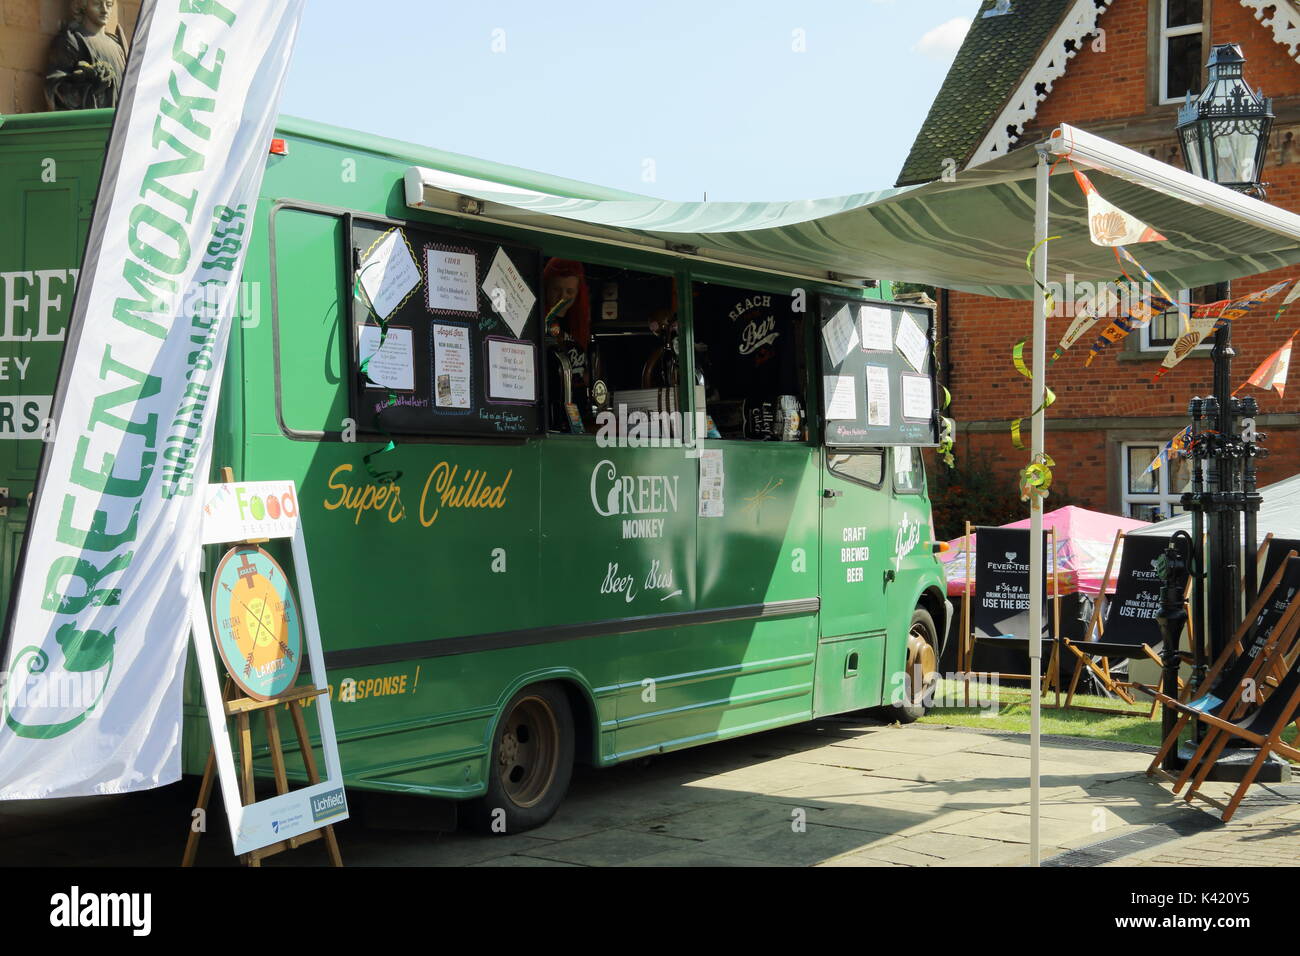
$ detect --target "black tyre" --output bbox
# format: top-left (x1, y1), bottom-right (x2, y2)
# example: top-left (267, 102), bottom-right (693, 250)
top-left (467, 683), bottom-right (574, 834)
top-left (884, 607), bottom-right (940, 724)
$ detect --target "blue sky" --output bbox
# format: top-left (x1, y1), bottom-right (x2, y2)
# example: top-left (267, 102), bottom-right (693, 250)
top-left (278, 0), bottom-right (977, 201)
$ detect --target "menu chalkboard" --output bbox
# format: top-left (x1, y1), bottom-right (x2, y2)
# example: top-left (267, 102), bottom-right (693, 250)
top-left (346, 217), bottom-right (543, 438)
top-left (818, 294), bottom-right (938, 447)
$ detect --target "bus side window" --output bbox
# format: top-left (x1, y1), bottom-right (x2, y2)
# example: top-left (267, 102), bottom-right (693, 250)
top-left (543, 257), bottom-right (676, 436)
top-left (693, 282), bottom-right (806, 441)
top-left (828, 449), bottom-right (885, 488)
top-left (892, 446), bottom-right (925, 494)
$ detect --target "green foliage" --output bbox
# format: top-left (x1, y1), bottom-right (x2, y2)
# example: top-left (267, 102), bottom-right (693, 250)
top-left (891, 282), bottom-right (937, 301)
top-left (927, 447), bottom-right (1081, 541)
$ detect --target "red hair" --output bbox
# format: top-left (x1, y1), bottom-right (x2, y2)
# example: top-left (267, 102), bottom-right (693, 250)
top-left (542, 258), bottom-right (590, 349)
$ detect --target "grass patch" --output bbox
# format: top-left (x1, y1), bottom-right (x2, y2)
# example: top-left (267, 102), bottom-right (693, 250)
top-left (916, 679), bottom-right (1300, 754)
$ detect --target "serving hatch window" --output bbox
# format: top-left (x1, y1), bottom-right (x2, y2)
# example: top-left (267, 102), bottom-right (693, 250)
top-left (818, 294), bottom-right (939, 449)
top-left (692, 282), bottom-right (808, 441)
top-left (346, 217), bottom-right (544, 438)
top-left (542, 258), bottom-right (679, 437)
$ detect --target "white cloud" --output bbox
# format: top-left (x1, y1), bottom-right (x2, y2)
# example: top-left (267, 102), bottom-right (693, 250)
top-left (914, 17), bottom-right (972, 61)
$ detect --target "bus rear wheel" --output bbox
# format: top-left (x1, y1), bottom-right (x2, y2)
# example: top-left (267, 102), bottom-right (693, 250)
top-left (469, 683), bottom-right (574, 833)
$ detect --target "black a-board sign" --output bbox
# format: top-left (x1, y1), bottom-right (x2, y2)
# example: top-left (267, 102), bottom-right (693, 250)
top-left (972, 527), bottom-right (1049, 639)
top-left (346, 216), bottom-right (543, 439)
top-left (1102, 534), bottom-right (1181, 641)
top-left (818, 294), bottom-right (939, 447)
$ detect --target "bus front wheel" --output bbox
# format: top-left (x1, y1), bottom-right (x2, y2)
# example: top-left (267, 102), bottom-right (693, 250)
top-left (469, 683), bottom-right (575, 833)
top-left (893, 607), bottom-right (939, 724)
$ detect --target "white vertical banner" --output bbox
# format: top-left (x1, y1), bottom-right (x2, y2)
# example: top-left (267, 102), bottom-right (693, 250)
top-left (0, 0), bottom-right (306, 799)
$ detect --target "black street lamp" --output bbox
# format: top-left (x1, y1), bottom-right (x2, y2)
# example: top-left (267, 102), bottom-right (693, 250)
top-left (1177, 44), bottom-right (1274, 199)
top-left (1167, 44), bottom-right (1279, 780)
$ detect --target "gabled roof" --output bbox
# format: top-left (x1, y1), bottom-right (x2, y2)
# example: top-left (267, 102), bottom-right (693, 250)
top-left (897, 0), bottom-right (1081, 187)
top-left (900, 0), bottom-right (1300, 188)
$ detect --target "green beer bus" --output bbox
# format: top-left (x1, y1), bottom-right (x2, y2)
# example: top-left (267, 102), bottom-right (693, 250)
top-left (0, 109), bottom-right (949, 830)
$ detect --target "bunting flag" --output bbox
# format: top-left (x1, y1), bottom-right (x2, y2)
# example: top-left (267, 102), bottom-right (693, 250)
top-left (1074, 169), bottom-right (1167, 246)
top-left (1115, 244), bottom-right (1185, 329)
top-left (1141, 425), bottom-right (1193, 476)
top-left (1052, 279), bottom-right (1122, 361)
top-left (1271, 280), bottom-right (1300, 323)
top-left (1154, 279), bottom-right (1297, 380)
top-left (1234, 334), bottom-right (1294, 397)
top-left (1084, 288), bottom-right (1172, 366)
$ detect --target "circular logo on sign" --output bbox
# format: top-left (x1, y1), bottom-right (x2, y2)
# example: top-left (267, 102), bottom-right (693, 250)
top-left (210, 546), bottom-right (303, 700)
top-left (592, 379), bottom-right (609, 407)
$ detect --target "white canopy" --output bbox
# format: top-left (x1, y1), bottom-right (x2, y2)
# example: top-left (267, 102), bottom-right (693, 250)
top-left (406, 124), bottom-right (1300, 297)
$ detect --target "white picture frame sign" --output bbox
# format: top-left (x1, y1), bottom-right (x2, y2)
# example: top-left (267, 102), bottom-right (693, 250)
top-left (191, 479), bottom-right (349, 856)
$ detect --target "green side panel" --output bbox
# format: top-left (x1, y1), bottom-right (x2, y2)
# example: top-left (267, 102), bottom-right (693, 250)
top-left (0, 119), bottom-right (105, 624)
top-left (813, 632), bottom-right (886, 717)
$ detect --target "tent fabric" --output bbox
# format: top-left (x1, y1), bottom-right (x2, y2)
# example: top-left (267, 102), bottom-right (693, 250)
top-left (405, 124), bottom-right (1300, 301)
top-left (1130, 472), bottom-right (1300, 542)
top-left (939, 505), bottom-right (1150, 597)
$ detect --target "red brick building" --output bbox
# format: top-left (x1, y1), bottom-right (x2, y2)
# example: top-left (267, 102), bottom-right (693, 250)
top-left (901, 0), bottom-right (1300, 521)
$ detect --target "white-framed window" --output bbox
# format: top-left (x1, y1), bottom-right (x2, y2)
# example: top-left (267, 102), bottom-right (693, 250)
top-left (1121, 440), bottom-right (1196, 521)
top-left (1159, 0), bottom-right (1204, 105)
top-left (1138, 285), bottom-right (1216, 352)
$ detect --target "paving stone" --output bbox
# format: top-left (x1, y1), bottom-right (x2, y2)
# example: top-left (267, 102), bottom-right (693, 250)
top-left (829, 728), bottom-right (982, 756)
top-left (631, 796), bottom-right (804, 841)
top-left (468, 854), bottom-right (582, 867)
top-left (693, 821), bottom-right (892, 866)
top-left (879, 830), bottom-right (1013, 861)
top-left (517, 828), bottom-right (698, 866)
top-left (812, 804), bottom-right (982, 838)
top-left (627, 848), bottom-right (771, 867)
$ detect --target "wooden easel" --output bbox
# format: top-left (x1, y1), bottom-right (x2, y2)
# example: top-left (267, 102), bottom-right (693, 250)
top-left (182, 467), bottom-right (343, 867)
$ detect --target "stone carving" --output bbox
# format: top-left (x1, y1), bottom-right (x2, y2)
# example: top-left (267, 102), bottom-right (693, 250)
top-left (45, 0), bottom-right (129, 111)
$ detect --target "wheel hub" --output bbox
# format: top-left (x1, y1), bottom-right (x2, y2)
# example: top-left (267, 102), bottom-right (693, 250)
top-left (906, 627), bottom-right (937, 704)
top-left (495, 695), bottom-right (560, 809)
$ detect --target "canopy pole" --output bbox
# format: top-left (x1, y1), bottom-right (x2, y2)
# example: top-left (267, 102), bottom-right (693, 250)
top-left (1028, 148), bottom-right (1051, 867)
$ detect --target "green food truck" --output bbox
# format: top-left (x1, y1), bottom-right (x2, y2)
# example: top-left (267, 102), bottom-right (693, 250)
top-left (0, 108), bottom-right (949, 830)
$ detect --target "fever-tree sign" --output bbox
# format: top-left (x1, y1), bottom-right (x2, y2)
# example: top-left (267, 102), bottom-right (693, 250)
top-left (0, 0), bottom-right (306, 799)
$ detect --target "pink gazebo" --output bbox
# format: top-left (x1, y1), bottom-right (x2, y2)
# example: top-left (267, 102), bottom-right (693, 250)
top-left (939, 505), bottom-right (1150, 597)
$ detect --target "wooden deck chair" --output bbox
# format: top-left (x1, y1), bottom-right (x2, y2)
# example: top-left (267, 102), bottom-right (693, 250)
top-left (1146, 553), bottom-right (1300, 778)
top-left (958, 522), bottom-right (1062, 704)
top-left (1062, 532), bottom-right (1190, 716)
top-left (1258, 533), bottom-right (1300, 591)
top-left (1176, 595), bottom-right (1300, 823)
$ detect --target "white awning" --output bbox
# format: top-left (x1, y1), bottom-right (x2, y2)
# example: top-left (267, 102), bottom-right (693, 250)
top-left (406, 123), bottom-right (1300, 298)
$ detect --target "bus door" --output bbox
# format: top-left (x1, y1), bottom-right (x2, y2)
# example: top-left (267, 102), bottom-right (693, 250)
top-left (815, 448), bottom-right (893, 715)
top-left (814, 294), bottom-right (940, 715)
top-left (0, 146), bottom-right (95, 623)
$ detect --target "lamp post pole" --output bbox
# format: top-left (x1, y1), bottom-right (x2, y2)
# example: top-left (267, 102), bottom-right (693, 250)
top-left (1170, 43), bottom-right (1274, 773)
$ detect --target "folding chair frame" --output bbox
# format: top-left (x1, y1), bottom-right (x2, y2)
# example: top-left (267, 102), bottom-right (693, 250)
top-left (1179, 675), bottom-right (1300, 823)
top-left (1146, 554), bottom-right (1300, 782)
top-left (1061, 530), bottom-right (1191, 717)
top-left (957, 521), bottom-right (1062, 707)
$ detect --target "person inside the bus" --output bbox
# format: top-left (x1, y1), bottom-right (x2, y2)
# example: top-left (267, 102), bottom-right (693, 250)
top-left (545, 260), bottom-right (683, 436)
top-left (543, 258), bottom-right (593, 432)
